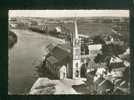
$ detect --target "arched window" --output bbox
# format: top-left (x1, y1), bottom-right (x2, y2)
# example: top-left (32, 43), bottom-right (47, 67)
top-left (75, 70), bottom-right (79, 77)
top-left (76, 62), bottom-right (78, 68)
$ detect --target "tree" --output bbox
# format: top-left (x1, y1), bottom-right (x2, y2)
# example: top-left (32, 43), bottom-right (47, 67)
top-left (92, 35), bottom-right (105, 44)
top-left (94, 43), bottom-right (126, 72)
top-left (8, 31), bottom-right (17, 49)
top-left (102, 43), bottom-right (126, 56)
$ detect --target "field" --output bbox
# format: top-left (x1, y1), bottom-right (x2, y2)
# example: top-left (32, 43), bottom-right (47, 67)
top-left (43, 17), bottom-right (129, 37)
top-left (11, 17), bottom-right (129, 38)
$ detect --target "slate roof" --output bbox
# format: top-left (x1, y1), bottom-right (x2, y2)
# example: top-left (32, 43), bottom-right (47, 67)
top-left (98, 79), bottom-right (114, 90)
top-left (46, 44), bottom-right (71, 69)
top-left (95, 77), bottom-right (114, 92)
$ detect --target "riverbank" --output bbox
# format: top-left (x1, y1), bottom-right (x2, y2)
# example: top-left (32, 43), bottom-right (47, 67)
top-left (8, 30), bottom-right (17, 49)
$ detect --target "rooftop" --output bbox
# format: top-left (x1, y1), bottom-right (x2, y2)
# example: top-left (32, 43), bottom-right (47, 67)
top-left (88, 44), bottom-right (102, 50)
top-left (46, 43), bottom-right (71, 66)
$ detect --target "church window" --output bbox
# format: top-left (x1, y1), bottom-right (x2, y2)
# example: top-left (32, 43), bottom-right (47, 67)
top-left (75, 70), bottom-right (79, 77)
top-left (76, 62), bottom-right (78, 68)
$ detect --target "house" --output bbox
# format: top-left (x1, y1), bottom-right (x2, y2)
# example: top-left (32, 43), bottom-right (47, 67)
top-left (124, 48), bottom-right (130, 55)
top-left (10, 23), bottom-right (18, 28)
top-left (109, 62), bottom-right (125, 78)
top-left (30, 25), bottom-right (47, 33)
top-left (108, 56), bottom-right (127, 77)
top-left (95, 68), bottom-right (106, 77)
top-left (88, 44), bottom-right (102, 57)
top-left (105, 35), bottom-right (114, 44)
top-left (55, 26), bottom-right (62, 33)
top-left (87, 62), bottom-right (106, 72)
top-left (78, 34), bottom-right (89, 43)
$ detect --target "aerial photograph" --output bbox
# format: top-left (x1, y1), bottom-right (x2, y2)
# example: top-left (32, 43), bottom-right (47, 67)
top-left (8, 10), bottom-right (130, 95)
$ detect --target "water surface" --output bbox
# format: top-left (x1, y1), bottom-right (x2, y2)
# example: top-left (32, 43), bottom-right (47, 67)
top-left (8, 29), bottom-right (64, 94)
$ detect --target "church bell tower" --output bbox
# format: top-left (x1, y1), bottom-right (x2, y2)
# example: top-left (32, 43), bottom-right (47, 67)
top-left (72, 20), bottom-right (81, 79)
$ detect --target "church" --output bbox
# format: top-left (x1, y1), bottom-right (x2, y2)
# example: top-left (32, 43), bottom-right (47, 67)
top-left (44, 20), bottom-right (83, 79)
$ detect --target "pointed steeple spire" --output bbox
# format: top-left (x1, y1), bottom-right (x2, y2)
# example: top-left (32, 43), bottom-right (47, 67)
top-left (74, 20), bottom-right (79, 39)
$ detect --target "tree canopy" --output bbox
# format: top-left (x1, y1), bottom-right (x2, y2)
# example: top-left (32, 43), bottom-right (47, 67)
top-left (92, 35), bottom-right (105, 44)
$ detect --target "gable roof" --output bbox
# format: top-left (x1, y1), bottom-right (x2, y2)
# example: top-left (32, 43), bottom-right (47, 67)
top-left (110, 56), bottom-right (123, 63)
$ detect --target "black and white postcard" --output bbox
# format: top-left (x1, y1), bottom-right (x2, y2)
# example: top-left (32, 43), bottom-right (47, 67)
top-left (8, 10), bottom-right (130, 95)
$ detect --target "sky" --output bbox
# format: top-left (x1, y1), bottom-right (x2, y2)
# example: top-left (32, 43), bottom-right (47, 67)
top-left (9, 10), bottom-right (129, 18)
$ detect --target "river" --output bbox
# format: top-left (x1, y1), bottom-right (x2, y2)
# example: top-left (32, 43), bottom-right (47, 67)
top-left (8, 29), bottom-right (65, 94)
